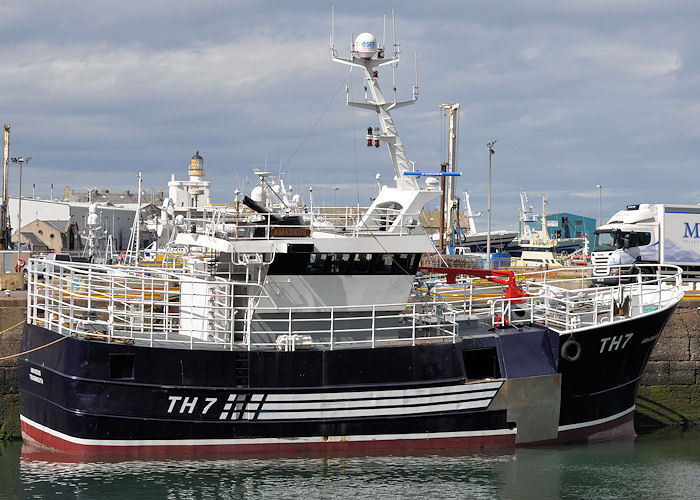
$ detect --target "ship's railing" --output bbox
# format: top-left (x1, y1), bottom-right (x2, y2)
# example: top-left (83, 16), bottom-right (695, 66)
top-left (175, 206), bottom-right (424, 240)
top-left (25, 259), bottom-right (457, 351)
top-left (417, 263), bottom-right (684, 332)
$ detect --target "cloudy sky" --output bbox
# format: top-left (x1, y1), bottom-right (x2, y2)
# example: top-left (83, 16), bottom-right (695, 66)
top-left (2, 0), bottom-right (700, 230)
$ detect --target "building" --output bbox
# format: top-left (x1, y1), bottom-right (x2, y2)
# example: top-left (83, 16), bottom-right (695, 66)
top-left (61, 186), bottom-right (164, 206)
top-left (6, 198), bottom-right (142, 252)
top-left (11, 219), bottom-right (79, 253)
top-left (168, 151), bottom-right (211, 211)
top-left (522, 212), bottom-right (597, 242)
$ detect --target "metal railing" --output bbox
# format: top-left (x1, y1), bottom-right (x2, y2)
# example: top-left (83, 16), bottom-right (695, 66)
top-left (172, 206), bottom-right (425, 241)
top-left (417, 264), bottom-right (684, 332)
top-left (26, 259), bottom-right (457, 351)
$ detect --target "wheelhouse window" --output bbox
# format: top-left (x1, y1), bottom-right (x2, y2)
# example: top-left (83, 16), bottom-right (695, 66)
top-left (267, 252), bottom-right (421, 275)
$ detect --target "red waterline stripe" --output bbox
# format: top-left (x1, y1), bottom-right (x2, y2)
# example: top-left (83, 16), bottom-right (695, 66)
top-left (21, 419), bottom-right (516, 458)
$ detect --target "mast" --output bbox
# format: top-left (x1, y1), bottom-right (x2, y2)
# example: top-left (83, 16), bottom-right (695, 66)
top-left (135, 172), bottom-right (142, 263)
top-left (439, 103), bottom-right (459, 244)
top-left (463, 191), bottom-right (481, 236)
top-left (331, 13), bottom-right (419, 191)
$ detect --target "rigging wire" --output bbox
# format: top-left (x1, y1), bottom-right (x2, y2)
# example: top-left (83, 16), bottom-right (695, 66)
top-left (282, 77), bottom-right (347, 176)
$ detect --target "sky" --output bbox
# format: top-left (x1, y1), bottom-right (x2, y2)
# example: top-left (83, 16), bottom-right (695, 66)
top-left (2, 0), bottom-right (700, 231)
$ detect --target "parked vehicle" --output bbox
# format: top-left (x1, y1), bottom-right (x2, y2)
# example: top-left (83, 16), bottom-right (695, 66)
top-left (592, 203), bottom-right (700, 283)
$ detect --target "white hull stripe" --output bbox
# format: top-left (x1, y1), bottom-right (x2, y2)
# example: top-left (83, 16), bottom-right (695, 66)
top-left (261, 389), bottom-right (498, 411)
top-left (21, 415), bottom-right (516, 448)
top-left (264, 381), bottom-right (504, 403)
top-left (557, 406), bottom-right (635, 432)
top-left (257, 398), bottom-right (492, 420)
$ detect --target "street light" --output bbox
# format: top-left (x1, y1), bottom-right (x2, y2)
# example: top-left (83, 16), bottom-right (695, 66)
top-left (486, 140), bottom-right (496, 268)
top-left (333, 186), bottom-right (339, 207)
top-left (596, 184), bottom-right (603, 226)
top-left (11, 156), bottom-right (31, 268)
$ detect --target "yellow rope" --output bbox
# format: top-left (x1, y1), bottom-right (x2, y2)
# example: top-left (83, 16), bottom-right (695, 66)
top-left (0, 335), bottom-right (68, 361)
top-left (0, 319), bottom-right (26, 336)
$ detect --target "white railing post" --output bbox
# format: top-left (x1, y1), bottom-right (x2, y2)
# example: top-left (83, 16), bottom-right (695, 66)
top-left (330, 308), bottom-right (335, 350)
top-left (288, 308), bottom-right (293, 350)
top-left (412, 303), bottom-right (417, 345)
top-left (371, 304), bottom-right (376, 348)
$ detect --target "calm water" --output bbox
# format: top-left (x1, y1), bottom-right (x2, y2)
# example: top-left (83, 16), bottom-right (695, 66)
top-left (1, 430), bottom-right (699, 499)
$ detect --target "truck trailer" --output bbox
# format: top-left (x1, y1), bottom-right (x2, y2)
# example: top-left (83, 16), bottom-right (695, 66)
top-left (591, 203), bottom-right (700, 281)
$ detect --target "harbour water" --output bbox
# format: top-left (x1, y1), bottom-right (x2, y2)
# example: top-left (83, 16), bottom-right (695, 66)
top-left (1, 429), bottom-right (698, 499)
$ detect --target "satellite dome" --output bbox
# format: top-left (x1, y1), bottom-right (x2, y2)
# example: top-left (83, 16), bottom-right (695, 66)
top-left (251, 186), bottom-right (264, 203)
top-left (354, 33), bottom-right (377, 59)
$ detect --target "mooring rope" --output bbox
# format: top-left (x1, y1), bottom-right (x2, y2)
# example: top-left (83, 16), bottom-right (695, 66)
top-left (0, 334), bottom-right (68, 361)
top-left (0, 319), bottom-right (26, 337)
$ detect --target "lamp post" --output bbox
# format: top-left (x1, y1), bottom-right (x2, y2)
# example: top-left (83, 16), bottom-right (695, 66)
top-left (596, 184), bottom-right (603, 226)
top-left (333, 186), bottom-right (339, 207)
top-left (486, 140), bottom-right (496, 268)
top-left (11, 156), bottom-right (31, 266)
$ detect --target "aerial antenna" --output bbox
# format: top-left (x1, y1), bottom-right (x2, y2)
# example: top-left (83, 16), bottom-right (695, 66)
top-left (413, 52), bottom-right (419, 100)
top-left (392, 10), bottom-right (397, 101)
top-left (330, 7), bottom-right (334, 52)
top-left (382, 14), bottom-right (386, 52)
top-left (392, 10), bottom-right (399, 61)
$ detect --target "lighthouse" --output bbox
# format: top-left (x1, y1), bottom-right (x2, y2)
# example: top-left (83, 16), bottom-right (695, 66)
top-left (168, 151), bottom-right (211, 210)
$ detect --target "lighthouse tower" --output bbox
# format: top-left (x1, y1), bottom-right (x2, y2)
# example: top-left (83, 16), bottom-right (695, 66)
top-left (168, 151), bottom-right (211, 210)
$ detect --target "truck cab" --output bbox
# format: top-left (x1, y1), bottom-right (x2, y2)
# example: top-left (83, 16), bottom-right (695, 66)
top-left (591, 204), bottom-right (659, 282)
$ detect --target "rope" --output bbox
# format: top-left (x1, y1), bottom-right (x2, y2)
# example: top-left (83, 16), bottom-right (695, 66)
top-left (0, 319), bottom-right (26, 337)
top-left (0, 335), bottom-right (68, 361)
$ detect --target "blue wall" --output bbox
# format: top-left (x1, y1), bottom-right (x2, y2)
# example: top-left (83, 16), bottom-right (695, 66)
top-left (523, 212), bottom-right (596, 242)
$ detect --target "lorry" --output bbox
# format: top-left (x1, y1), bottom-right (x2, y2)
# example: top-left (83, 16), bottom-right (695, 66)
top-left (591, 203), bottom-right (700, 282)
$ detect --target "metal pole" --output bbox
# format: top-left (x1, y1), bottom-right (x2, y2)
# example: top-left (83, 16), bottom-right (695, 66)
top-left (17, 160), bottom-right (22, 264)
top-left (486, 140), bottom-right (496, 269)
top-left (596, 184), bottom-right (603, 226)
top-left (439, 162), bottom-right (447, 253)
top-left (135, 172), bottom-right (142, 264)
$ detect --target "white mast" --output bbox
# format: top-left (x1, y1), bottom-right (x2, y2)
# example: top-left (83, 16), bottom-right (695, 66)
top-left (331, 11), bottom-right (419, 191)
top-left (463, 191), bottom-right (482, 236)
top-left (439, 103), bottom-right (459, 244)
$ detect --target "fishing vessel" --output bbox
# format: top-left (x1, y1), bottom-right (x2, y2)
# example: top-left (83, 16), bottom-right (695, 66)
top-left (18, 24), bottom-right (683, 457)
top-left (508, 191), bottom-right (585, 267)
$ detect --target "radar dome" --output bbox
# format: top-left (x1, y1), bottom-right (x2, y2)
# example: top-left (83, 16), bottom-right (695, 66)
top-left (355, 33), bottom-right (377, 59)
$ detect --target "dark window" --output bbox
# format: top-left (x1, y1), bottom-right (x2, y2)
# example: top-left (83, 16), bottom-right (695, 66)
top-left (392, 253), bottom-right (411, 274)
top-left (267, 252), bottom-right (423, 275)
top-left (330, 253), bottom-right (352, 273)
top-left (462, 348), bottom-right (501, 380)
top-left (109, 354), bottom-right (135, 380)
top-left (307, 253), bottom-right (330, 274)
top-left (350, 253), bottom-right (372, 273)
top-left (373, 254), bottom-right (393, 274)
top-left (637, 232), bottom-right (652, 245)
top-left (575, 220), bottom-right (583, 226)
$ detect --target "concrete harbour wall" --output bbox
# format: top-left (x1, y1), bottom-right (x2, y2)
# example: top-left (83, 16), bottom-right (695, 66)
top-left (0, 300), bottom-right (24, 439)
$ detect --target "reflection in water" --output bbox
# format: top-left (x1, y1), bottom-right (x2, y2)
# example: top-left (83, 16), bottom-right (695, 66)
top-left (7, 430), bottom-right (700, 499)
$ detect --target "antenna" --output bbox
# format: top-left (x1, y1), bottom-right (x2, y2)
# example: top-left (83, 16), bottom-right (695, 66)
top-left (330, 7), bottom-right (335, 55)
top-left (413, 52), bottom-right (419, 101)
top-left (382, 15), bottom-right (386, 52)
top-left (392, 9), bottom-right (397, 58)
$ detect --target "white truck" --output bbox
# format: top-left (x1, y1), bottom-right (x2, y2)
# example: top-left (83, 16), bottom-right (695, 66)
top-left (591, 203), bottom-right (700, 282)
